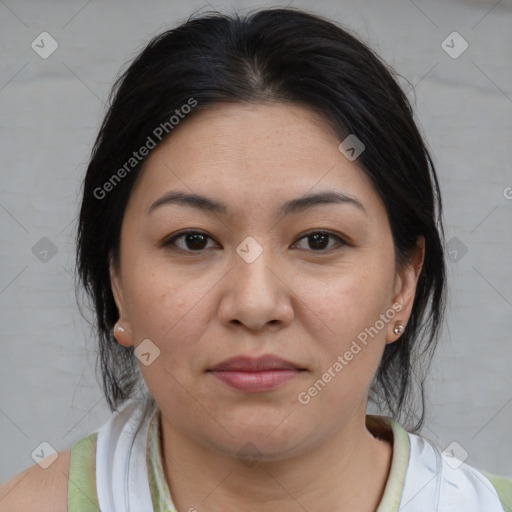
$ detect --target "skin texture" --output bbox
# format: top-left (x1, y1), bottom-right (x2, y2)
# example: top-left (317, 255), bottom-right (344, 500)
top-left (0, 449), bottom-right (71, 512)
top-left (109, 102), bottom-right (425, 511)
top-left (0, 102), bottom-right (424, 511)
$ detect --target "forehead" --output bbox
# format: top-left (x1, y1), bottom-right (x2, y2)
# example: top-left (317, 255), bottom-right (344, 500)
top-left (127, 102), bottom-right (383, 219)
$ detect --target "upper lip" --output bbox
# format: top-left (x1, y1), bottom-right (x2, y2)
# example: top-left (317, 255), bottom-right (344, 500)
top-left (208, 355), bottom-right (304, 372)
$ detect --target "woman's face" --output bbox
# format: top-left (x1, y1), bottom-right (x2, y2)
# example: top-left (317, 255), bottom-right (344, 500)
top-left (110, 102), bottom-right (424, 460)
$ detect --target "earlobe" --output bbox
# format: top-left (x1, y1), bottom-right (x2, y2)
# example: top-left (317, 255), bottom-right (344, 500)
top-left (113, 323), bottom-right (133, 347)
top-left (109, 261), bottom-right (134, 347)
top-left (113, 322), bottom-right (133, 347)
top-left (386, 236), bottom-right (425, 344)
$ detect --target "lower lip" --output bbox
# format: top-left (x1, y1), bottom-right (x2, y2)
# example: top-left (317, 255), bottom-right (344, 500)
top-left (209, 369), bottom-right (301, 392)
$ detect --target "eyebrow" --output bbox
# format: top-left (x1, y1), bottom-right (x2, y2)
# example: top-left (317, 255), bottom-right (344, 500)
top-left (146, 190), bottom-right (367, 217)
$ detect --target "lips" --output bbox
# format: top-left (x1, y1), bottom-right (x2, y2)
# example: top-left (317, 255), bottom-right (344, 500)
top-left (209, 355), bottom-right (302, 372)
top-left (208, 355), bottom-right (305, 392)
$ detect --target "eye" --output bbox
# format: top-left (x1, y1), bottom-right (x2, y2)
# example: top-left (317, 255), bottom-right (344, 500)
top-left (293, 231), bottom-right (347, 251)
top-left (163, 230), bottom-right (218, 252)
top-left (162, 229), bottom-right (348, 253)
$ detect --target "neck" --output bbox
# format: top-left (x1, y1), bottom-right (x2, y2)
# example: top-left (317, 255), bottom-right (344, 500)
top-left (159, 407), bottom-right (393, 512)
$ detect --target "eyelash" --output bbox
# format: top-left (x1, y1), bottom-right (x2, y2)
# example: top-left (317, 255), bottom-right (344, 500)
top-left (162, 230), bottom-right (349, 253)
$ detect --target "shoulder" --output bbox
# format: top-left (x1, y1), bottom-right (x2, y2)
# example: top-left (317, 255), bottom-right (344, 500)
top-left (0, 449), bottom-right (71, 512)
top-left (438, 451), bottom-right (512, 509)
top-left (400, 430), bottom-right (509, 510)
top-left (481, 470), bottom-right (512, 510)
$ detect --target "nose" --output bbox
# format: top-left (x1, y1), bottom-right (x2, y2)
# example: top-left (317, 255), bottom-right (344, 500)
top-left (217, 242), bottom-right (294, 333)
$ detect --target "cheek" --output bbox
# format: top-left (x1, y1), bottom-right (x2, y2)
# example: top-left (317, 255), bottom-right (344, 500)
top-left (125, 271), bottom-right (214, 405)
top-left (122, 261), bottom-right (219, 368)
top-left (296, 263), bottom-right (395, 401)
top-left (302, 265), bottom-right (394, 342)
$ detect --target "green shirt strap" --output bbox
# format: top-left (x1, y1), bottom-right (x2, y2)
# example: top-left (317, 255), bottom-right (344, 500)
top-left (68, 432), bottom-right (101, 512)
top-left (482, 471), bottom-right (512, 512)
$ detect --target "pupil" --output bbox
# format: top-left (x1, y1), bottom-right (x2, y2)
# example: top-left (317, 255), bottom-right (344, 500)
top-left (187, 233), bottom-right (207, 250)
top-left (310, 233), bottom-right (328, 250)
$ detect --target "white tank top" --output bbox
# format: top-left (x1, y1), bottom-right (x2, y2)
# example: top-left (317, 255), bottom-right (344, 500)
top-left (94, 396), bottom-right (505, 511)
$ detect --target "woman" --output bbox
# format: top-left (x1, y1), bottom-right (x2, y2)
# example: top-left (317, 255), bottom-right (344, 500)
top-left (1, 7), bottom-right (510, 512)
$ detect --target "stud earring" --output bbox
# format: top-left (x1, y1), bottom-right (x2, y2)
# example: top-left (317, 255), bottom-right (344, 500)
top-left (393, 324), bottom-right (404, 335)
top-left (115, 323), bottom-right (125, 333)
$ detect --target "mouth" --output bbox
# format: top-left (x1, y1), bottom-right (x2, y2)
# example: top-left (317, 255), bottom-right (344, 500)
top-left (207, 355), bottom-right (307, 392)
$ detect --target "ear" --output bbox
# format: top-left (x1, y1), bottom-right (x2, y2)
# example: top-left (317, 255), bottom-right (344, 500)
top-left (386, 235), bottom-right (425, 344)
top-left (110, 258), bottom-right (134, 347)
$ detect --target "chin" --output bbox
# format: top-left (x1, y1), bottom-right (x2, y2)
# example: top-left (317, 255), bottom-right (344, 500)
top-left (206, 414), bottom-right (311, 460)
top-left (213, 433), bottom-right (309, 464)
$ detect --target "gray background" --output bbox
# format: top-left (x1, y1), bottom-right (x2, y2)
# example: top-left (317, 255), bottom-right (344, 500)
top-left (1, 0), bottom-right (511, 483)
